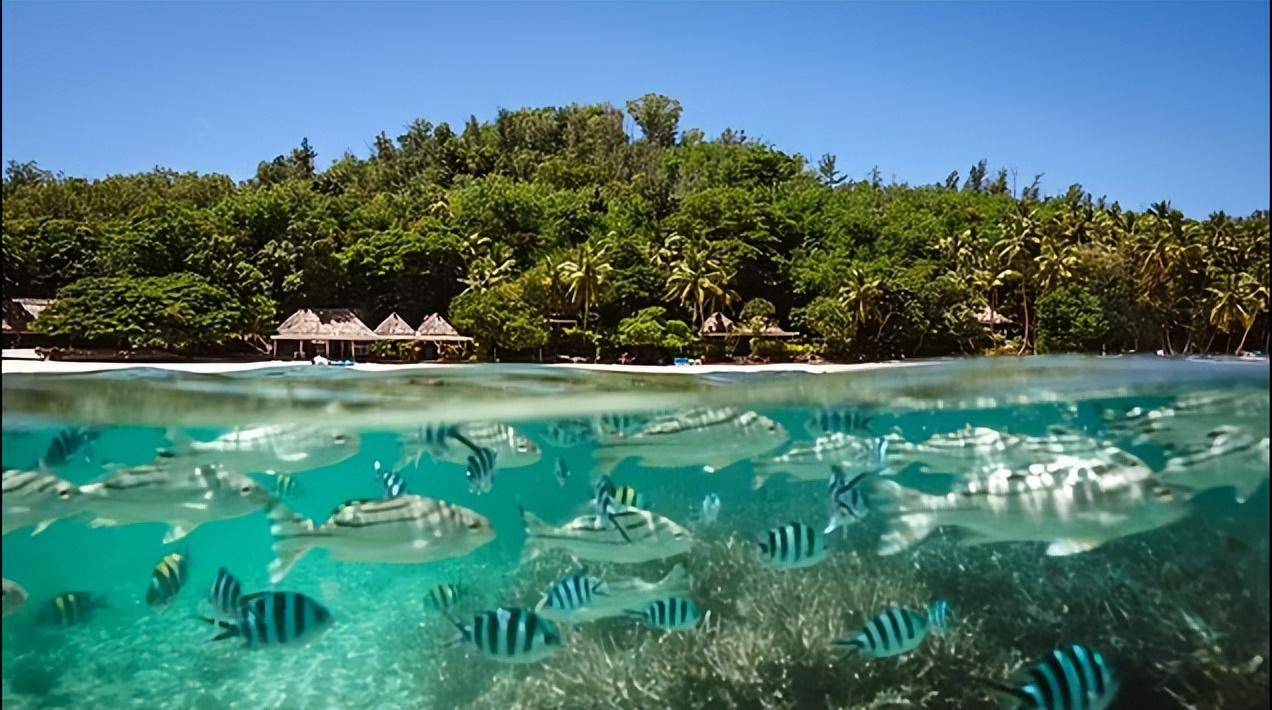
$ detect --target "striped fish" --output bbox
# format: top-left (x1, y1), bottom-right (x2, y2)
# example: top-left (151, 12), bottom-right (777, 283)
top-left (425, 583), bottom-right (466, 613)
top-left (42, 426), bottom-right (100, 468)
top-left (38, 591), bottom-right (108, 627)
top-left (449, 607), bottom-right (561, 663)
top-left (199, 591), bottom-right (334, 648)
top-left (3, 468), bottom-right (86, 536)
top-left (554, 457), bottom-right (570, 487)
top-left (209, 567), bottom-right (243, 617)
top-left (267, 496), bottom-right (495, 583)
top-left (542, 571), bottom-right (608, 613)
top-left (928, 600), bottom-right (956, 636)
top-left (758, 522), bottom-right (828, 570)
top-left (145, 551), bottom-right (190, 613)
top-left (373, 461), bottom-right (407, 499)
top-left (593, 475), bottom-right (634, 543)
top-left (521, 507), bottom-right (692, 564)
top-left (274, 473), bottom-right (301, 500)
top-left (833, 607), bottom-right (932, 659)
top-left (825, 466), bottom-right (869, 534)
top-left (806, 407), bottom-right (875, 436)
top-left (466, 447), bottom-right (497, 494)
top-left (979, 644), bottom-right (1118, 710)
top-left (593, 408), bottom-right (788, 477)
top-left (625, 596), bottom-right (701, 631)
top-left (544, 419), bottom-right (594, 448)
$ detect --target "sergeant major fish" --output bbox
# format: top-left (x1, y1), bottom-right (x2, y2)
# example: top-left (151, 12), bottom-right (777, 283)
top-left (425, 583), bottom-right (467, 613)
top-left (3, 468), bottom-right (87, 536)
top-left (209, 567), bottom-right (244, 618)
top-left (38, 591), bottom-right (108, 627)
top-left (520, 507), bottom-right (692, 565)
top-left (593, 408), bottom-right (788, 478)
top-left (42, 426), bottom-right (101, 469)
top-left (160, 425), bottom-right (359, 476)
top-left (373, 461), bottom-right (407, 499)
top-left (977, 643), bottom-right (1118, 710)
top-left (535, 564), bottom-right (692, 625)
top-left (466, 447), bottom-right (497, 494)
top-left (833, 606), bottom-right (937, 659)
top-left (198, 591), bottom-right (334, 648)
top-left (543, 419), bottom-right (595, 449)
top-left (541, 570), bottom-right (608, 614)
top-left (78, 464), bottom-right (273, 543)
top-left (400, 422), bottom-right (540, 471)
top-left (448, 607), bottom-right (561, 663)
top-left (625, 597), bottom-right (701, 631)
top-left (145, 551), bottom-right (190, 613)
top-left (266, 496), bottom-right (495, 583)
top-left (826, 466), bottom-right (869, 534)
top-left (759, 522), bottom-right (828, 570)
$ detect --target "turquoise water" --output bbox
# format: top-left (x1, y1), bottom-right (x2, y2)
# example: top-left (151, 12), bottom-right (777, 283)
top-left (2, 357), bottom-right (1268, 709)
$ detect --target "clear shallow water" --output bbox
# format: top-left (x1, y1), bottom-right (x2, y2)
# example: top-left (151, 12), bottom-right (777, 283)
top-left (1, 356), bottom-right (1268, 709)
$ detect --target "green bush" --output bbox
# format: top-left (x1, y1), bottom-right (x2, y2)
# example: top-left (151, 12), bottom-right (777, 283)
top-left (1036, 285), bottom-right (1110, 353)
top-left (616, 306), bottom-right (694, 359)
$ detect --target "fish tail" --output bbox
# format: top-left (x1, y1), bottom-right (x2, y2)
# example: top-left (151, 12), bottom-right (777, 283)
top-left (519, 506), bottom-right (554, 537)
top-left (267, 501), bottom-right (317, 584)
top-left (621, 609), bottom-right (647, 623)
top-left (589, 452), bottom-right (623, 484)
top-left (164, 427), bottom-right (194, 453)
top-left (970, 676), bottom-right (1035, 707)
top-left (195, 615), bottom-right (240, 641)
top-left (657, 563), bottom-right (692, 596)
top-left (831, 638), bottom-right (864, 653)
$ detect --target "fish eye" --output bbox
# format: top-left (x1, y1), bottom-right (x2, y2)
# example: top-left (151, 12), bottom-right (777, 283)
top-left (240, 484), bottom-right (254, 494)
top-left (58, 489), bottom-right (71, 500)
top-left (333, 434), bottom-right (349, 445)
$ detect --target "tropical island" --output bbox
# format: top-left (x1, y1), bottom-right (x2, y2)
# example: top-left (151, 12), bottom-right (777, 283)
top-left (3, 95), bottom-right (1268, 364)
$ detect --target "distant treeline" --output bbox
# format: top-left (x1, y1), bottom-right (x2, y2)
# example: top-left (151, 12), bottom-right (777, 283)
top-left (3, 94), bottom-right (1268, 359)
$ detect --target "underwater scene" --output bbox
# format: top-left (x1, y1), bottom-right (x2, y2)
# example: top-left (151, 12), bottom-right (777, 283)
top-left (1, 356), bottom-right (1268, 709)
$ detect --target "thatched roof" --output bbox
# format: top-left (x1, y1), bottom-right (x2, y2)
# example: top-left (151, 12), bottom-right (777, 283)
top-left (751, 324), bottom-right (800, 338)
top-left (976, 305), bottom-right (1012, 326)
top-left (3, 298), bottom-right (54, 335)
top-left (415, 313), bottom-right (472, 342)
top-left (374, 312), bottom-right (417, 339)
top-left (271, 308), bottom-right (379, 341)
top-left (701, 312), bottom-right (736, 337)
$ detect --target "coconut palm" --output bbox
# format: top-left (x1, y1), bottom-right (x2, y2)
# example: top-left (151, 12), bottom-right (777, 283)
top-left (996, 205), bottom-right (1042, 353)
top-left (837, 266), bottom-right (884, 336)
top-left (664, 241), bottom-right (736, 329)
top-left (557, 241), bottom-right (613, 333)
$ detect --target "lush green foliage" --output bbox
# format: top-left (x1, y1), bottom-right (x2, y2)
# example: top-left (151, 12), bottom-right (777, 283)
top-left (616, 306), bottom-right (693, 360)
top-left (4, 96), bottom-right (1267, 357)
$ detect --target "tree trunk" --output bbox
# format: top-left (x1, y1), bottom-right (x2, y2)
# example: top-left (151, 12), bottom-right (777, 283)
top-left (1236, 321), bottom-right (1254, 354)
top-left (1017, 283), bottom-right (1030, 355)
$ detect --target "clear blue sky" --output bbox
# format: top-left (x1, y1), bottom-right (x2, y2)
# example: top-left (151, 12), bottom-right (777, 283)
top-left (3, 1), bottom-right (1268, 216)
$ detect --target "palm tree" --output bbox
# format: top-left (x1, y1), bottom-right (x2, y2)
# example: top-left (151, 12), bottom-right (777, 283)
top-left (557, 242), bottom-right (613, 333)
top-left (1208, 273), bottom-right (1268, 354)
top-left (458, 234), bottom-right (516, 296)
top-left (1033, 233), bottom-right (1077, 293)
top-left (837, 266), bottom-right (884, 337)
top-left (664, 241), bottom-right (736, 329)
top-left (996, 205), bottom-right (1042, 354)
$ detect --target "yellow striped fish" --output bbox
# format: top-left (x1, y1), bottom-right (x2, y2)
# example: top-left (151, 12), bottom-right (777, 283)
top-left (145, 551), bottom-right (190, 613)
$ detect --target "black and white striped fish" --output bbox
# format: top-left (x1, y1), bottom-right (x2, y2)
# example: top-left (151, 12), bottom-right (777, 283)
top-left (466, 447), bottom-right (497, 494)
top-left (144, 551), bottom-right (190, 613)
top-left (425, 583), bottom-right (466, 613)
top-left (593, 475), bottom-right (634, 543)
top-left (199, 591), bottom-right (334, 648)
top-left (806, 407), bottom-right (875, 436)
top-left (274, 473), bottom-right (300, 500)
top-left (209, 567), bottom-right (243, 617)
top-left (928, 600), bottom-right (955, 635)
top-left (2, 468), bottom-right (85, 536)
top-left (542, 571), bottom-right (608, 613)
top-left (448, 607), bottom-right (562, 663)
top-left (825, 466), bottom-right (869, 534)
top-left (625, 596), bottom-right (701, 631)
top-left (42, 426), bottom-right (100, 469)
top-left (833, 606), bottom-right (932, 659)
top-left (544, 419), bottom-right (594, 448)
top-left (758, 522), bottom-right (827, 570)
top-left (554, 457), bottom-right (570, 487)
top-left (38, 591), bottom-right (108, 626)
top-left (373, 460), bottom-right (407, 499)
top-left (978, 643), bottom-right (1119, 710)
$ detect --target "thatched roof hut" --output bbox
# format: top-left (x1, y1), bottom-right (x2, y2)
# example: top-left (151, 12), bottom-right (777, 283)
top-left (976, 305), bottom-right (1012, 327)
top-left (701, 312), bottom-right (736, 338)
top-left (373, 312), bottom-right (417, 340)
top-left (749, 323), bottom-right (800, 338)
top-left (272, 308), bottom-right (379, 341)
top-left (416, 313), bottom-right (472, 342)
top-left (2, 298), bottom-right (54, 335)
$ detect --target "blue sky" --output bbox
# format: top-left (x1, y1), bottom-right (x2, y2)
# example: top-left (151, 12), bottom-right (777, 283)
top-left (2, 1), bottom-right (1268, 216)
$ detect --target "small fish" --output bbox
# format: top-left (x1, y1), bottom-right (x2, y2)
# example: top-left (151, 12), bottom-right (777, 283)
top-left (535, 564), bottom-right (692, 625)
top-left (543, 420), bottom-right (595, 448)
top-left (448, 607), bottom-right (562, 663)
top-left (542, 571), bottom-right (608, 613)
top-left (554, 457), bottom-right (570, 487)
top-left (927, 600), bottom-right (956, 636)
top-left (826, 466), bottom-right (869, 534)
top-left (79, 464), bottom-right (273, 544)
top-left (209, 567), bottom-right (243, 618)
top-left (42, 426), bottom-right (100, 469)
top-left (758, 522), bottom-right (828, 570)
top-left (266, 496), bottom-right (495, 583)
top-left (3, 468), bottom-right (86, 536)
top-left (520, 507), bottom-right (692, 564)
top-left (466, 447), bottom-right (497, 494)
top-left (613, 484), bottom-right (645, 509)
top-left (38, 591), bottom-right (108, 627)
top-left (699, 493), bottom-right (721, 525)
top-left (593, 476), bottom-right (634, 543)
top-left (274, 474), bottom-right (301, 500)
top-left (833, 607), bottom-right (932, 659)
top-left (425, 583), bottom-right (466, 613)
top-left (145, 551), bottom-right (190, 613)
top-left (3, 578), bottom-right (29, 618)
top-left (373, 461), bottom-right (407, 499)
top-left (977, 643), bottom-right (1118, 710)
top-left (402, 422), bottom-right (540, 470)
top-left (806, 407), bottom-right (875, 436)
top-left (198, 591), bottom-right (334, 648)
top-left (625, 597), bottom-right (701, 631)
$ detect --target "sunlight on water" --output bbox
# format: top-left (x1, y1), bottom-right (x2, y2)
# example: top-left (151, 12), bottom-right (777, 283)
top-left (2, 356), bottom-right (1268, 708)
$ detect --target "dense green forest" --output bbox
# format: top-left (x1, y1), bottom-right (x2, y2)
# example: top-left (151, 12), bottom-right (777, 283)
top-left (3, 94), bottom-right (1268, 360)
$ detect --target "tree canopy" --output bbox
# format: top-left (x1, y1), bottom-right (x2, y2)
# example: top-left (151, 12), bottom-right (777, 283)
top-left (4, 96), bottom-right (1267, 358)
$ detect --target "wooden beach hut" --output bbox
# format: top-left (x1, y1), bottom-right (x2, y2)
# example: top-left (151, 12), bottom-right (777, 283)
top-left (976, 305), bottom-right (1013, 329)
top-left (271, 308), bottom-right (379, 360)
top-left (700, 312), bottom-right (736, 338)
top-left (373, 312), bottom-right (417, 340)
top-left (415, 313), bottom-right (473, 360)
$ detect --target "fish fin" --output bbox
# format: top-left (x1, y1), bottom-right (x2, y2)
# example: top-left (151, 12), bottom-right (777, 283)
top-left (830, 638), bottom-right (864, 654)
top-left (607, 511), bottom-right (633, 543)
top-left (621, 609), bottom-right (647, 623)
top-left (266, 501), bottom-right (317, 584)
top-left (164, 522), bottom-right (198, 544)
top-left (195, 615), bottom-right (240, 641)
top-left (877, 514), bottom-right (937, 556)
top-left (31, 519), bottom-right (55, 536)
top-left (277, 452), bottom-right (308, 463)
top-left (165, 427), bottom-right (194, 453)
top-left (970, 676), bottom-right (1036, 706)
top-left (658, 563), bottom-right (692, 596)
top-left (88, 517), bottom-right (119, 529)
top-left (519, 506), bottom-right (555, 536)
top-left (184, 501), bottom-right (210, 509)
top-left (1045, 538), bottom-right (1102, 556)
